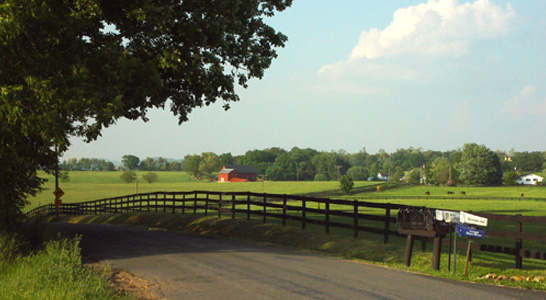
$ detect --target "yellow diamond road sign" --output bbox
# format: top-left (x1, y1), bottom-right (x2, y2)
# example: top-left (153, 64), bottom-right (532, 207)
top-left (53, 187), bottom-right (65, 199)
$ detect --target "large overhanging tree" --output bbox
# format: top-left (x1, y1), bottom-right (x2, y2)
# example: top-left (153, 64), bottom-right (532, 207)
top-left (0, 0), bottom-right (292, 228)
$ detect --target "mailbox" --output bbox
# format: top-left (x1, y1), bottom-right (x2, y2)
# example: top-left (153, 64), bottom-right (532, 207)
top-left (397, 208), bottom-right (447, 232)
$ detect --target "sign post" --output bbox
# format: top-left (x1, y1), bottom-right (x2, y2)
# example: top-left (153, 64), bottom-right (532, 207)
top-left (436, 210), bottom-right (487, 274)
top-left (456, 223), bottom-right (486, 275)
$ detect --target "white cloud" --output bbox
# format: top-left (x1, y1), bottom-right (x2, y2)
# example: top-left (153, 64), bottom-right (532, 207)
top-left (499, 85), bottom-right (546, 120)
top-left (349, 0), bottom-right (515, 60)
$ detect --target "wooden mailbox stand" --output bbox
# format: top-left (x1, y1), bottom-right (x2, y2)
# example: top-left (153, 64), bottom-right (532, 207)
top-left (399, 228), bottom-right (448, 270)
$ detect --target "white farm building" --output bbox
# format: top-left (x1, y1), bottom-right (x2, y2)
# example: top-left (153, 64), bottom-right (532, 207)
top-left (515, 173), bottom-right (544, 185)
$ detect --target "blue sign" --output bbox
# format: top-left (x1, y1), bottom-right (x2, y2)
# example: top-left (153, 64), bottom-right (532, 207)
top-left (456, 224), bottom-right (485, 239)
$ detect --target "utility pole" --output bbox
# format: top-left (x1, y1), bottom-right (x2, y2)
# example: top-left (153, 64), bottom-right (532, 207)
top-left (336, 165), bottom-right (342, 184)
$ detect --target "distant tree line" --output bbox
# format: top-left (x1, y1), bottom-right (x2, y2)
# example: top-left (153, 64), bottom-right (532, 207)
top-left (62, 144), bottom-right (546, 186)
top-left (179, 144), bottom-right (545, 186)
top-left (121, 155), bottom-right (183, 171)
top-left (60, 158), bottom-right (116, 171)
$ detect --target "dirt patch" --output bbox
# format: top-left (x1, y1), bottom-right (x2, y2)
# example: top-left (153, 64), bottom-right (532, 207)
top-left (107, 268), bottom-right (164, 300)
top-left (86, 260), bottom-right (165, 300)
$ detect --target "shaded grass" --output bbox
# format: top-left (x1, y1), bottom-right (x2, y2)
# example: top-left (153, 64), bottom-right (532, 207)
top-left (59, 212), bottom-right (546, 291)
top-left (0, 237), bottom-right (130, 300)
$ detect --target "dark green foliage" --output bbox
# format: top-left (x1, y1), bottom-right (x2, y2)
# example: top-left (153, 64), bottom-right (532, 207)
top-left (61, 158), bottom-right (116, 171)
top-left (388, 172), bottom-right (401, 183)
top-left (142, 172), bottom-right (159, 183)
top-left (122, 155), bottom-right (140, 171)
top-left (405, 169), bottom-right (422, 185)
top-left (347, 166), bottom-right (369, 181)
top-left (513, 152), bottom-right (545, 173)
top-left (502, 171), bottom-right (517, 186)
top-left (120, 171), bottom-right (137, 183)
top-left (0, 215), bottom-right (51, 261)
top-left (0, 0), bottom-right (291, 230)
top-left (59, 171), bottom-right (70, 183)
top-left (199, 152), bottom-right (220, 180)
top-left (339, 175), bottom-right (354, 194)
top-left (239, 148), bottom-right (285, 175)
top-left (219, 153), bottom-right (235, 167)
top-left (459, 143), bottom-right (502, 186)
top-left (182, 154), bottom-right (202, 178)
top-left (314, 173), bottom-right (329, 181)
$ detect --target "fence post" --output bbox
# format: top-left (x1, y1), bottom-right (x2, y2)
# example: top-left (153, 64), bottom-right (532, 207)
top-left (147, 194), bottom-right (150, 212)
top-left (182, 193), bottom-right (186, 214)
top-left (263, 194), bottom-right (267, 224)
top-left (353, 200), bottom-right (358, 239)
top-left (163, 193), bottom-right (167, 213)
top-left (247, 193), bottom-right (251, 220)
top-left (432, 236), bottom-right (442, 270)
top-left (283, 195), bottom-right (287, 227)
top-left (515, 214), bottom-right (523, 269)
top-left (193, 192), bottom-right (198, 214)
top-left (325, 198), bottom-right (330, 235)
top-left (302, 199), bottom-right (306, 230)
top-left (232, 194), bottom-right (236, 219)
top-left (219, 194), bottom-right (222, 218)
top-left (404, 234), bottom-right (414, 266)
top-left (383, 205), bottom-right (391, 244)
top-left (172, 194), bottom-right (176, 214)
top-left (205, 193), bottom-right (209, 216)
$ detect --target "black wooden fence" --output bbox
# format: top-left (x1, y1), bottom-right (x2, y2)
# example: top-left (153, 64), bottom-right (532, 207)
top-left (26, 190), bottom-right (546, 268)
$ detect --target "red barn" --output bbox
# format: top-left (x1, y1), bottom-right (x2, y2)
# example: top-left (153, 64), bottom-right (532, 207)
top-left (218, 165), bottom-right (258, 182)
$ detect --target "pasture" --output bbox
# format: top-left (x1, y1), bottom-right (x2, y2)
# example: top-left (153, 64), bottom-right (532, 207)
top-left (27, 171), bottom-right (546, 217)
top-left (27, 171), bottom-right (373, 211)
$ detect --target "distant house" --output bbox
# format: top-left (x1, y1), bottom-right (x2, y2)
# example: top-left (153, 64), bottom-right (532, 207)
top-left (377, 173), bottom-right (390, 181)
top-left (218, 165), bottom-right (258, 183)
top-left (515, 173), bottom-right (544, 185)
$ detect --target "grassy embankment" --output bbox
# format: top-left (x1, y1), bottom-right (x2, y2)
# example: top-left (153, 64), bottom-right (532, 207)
top-left (28, 171), bottom-right (546, 291)
top-left (0, 218), bottom-right (131, 300)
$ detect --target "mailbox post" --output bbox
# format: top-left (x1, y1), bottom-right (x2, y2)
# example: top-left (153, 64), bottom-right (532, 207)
top-left (398, 208), bottom-right (487, 272)
top-left (397, 208), bottom-right (449, 270)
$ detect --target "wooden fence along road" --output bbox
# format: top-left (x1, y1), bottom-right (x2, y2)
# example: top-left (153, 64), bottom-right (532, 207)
top-left (26, 191), bottom-right (546, 269)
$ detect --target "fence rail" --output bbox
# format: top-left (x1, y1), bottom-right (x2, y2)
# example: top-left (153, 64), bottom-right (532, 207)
top-left (26, 190), bottom-right (546, 269)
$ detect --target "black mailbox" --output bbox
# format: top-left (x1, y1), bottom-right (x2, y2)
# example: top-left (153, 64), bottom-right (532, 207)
top-left (397, 208), bottom-right (436, 231)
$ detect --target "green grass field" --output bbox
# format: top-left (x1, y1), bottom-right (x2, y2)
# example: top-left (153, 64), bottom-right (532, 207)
top-left (27, 171), bottom-right (546, 216)
top-left (27, 171), bottom-right (375, 211)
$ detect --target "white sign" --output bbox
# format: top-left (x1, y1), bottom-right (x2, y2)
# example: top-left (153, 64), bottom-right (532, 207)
top-left (460, 211), bottom-right (488, 227)
top-left (435, 210), bottom-right (460, 223)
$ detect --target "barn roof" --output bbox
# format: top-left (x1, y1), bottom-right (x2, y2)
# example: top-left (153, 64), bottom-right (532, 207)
top-left (223, 165), bottom-right (257, 174)
top-left (219, 168), bottom-right (234, 174)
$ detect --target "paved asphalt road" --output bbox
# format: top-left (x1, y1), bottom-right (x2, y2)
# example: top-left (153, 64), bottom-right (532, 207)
top-left (53, 223), bottom-right (546, 300)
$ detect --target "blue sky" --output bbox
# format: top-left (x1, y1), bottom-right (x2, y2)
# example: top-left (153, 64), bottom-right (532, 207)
top-left (64, 0), bottom-right (546, 161)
